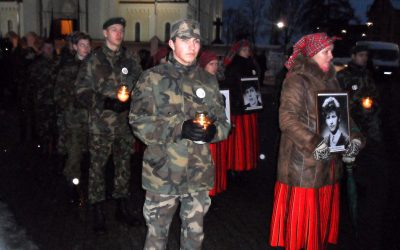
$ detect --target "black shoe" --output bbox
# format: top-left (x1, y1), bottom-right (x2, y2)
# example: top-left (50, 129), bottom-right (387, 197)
top-left (115, 198), bottom-right (141, 227)
top-left (93, 202), bottom-right (106, 234)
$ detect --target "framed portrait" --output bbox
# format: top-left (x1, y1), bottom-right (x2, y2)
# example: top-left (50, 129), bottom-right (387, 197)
top-left (220, 89), bottom-right (231, 124)
top-left (240, 77), bottom-right (263, 112)
top-left (316, 92), bottom-right (350, 153)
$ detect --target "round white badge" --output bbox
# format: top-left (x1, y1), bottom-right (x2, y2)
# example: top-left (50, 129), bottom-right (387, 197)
top-left (196, 88), bottom-right (206, 98)
top-left (122, 67), bottom-right (128, 74)
top-left (352, 84), bottom-right (358, 90)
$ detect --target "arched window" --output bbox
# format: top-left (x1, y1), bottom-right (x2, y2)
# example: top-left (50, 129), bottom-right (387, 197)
top-left (164, 22), bottom-right (171, 42)
top-left (8, 20), bottom-right (13, 32)
top-left (135, 22), bottom-right (140, 42)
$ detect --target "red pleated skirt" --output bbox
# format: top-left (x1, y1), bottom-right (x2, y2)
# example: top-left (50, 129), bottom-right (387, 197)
top-left (209, 139), bottom-right (229, 196)
top-left (226, 113), bottom-right (259, 171)
top-left (269, 181), bottom-right (340, 250)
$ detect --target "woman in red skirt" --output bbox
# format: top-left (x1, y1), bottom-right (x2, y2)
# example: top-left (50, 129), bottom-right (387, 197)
top-left (269, 33), bottom-right (364, 250)
top-left (198, 50), bottom-right (229, 196)
top-left (223, 40), bottom-right (260, 174)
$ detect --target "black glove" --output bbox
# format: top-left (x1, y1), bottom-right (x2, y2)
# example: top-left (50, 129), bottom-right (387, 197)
top-left (203, 124), bottom-right (217, 143)
top-left (103, 97), bottom-right (130, 113)
top-left (181, 119), bottom-right (205, 141)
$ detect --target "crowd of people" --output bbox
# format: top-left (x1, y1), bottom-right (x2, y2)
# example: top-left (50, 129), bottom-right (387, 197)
top-left (0, 15), bottom-right (388, 250)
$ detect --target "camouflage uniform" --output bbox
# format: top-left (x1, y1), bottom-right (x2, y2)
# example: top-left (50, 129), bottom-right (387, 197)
top-left (28, 54), bottom-right (59, 149)
top-left (129, 19), bottom-right (231, 250)
top-left (54, 54), bottom-right (88, 180)
top-left (75, 44), bottom-right (142, 204)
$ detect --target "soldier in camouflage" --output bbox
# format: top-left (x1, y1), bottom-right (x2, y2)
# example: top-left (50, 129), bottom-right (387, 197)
top-left (75, 17), bottom-right (142, 233)
top-left (28, 38), bottom-right (59, 155)
top-left (337, 45), bottom-right (388, 249)
top-left (54, 32), bottom-right (91, 203)
top-left (129, 19), bottom-right (231, 250)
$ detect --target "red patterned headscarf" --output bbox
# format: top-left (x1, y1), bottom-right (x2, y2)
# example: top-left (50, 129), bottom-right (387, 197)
top-left (223, 39), bottom-right (251, 66)
top-left (285, 33), bottom-right (339, 70)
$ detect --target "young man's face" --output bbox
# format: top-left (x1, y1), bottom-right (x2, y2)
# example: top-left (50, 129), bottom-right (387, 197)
top-left (42, 43), bottom-right (54, 58)
top-left (169, 37), bottom-right (201, 66)
top-left (352, 51), bottom-right (369, 67)
top-left (73, 39), bottom-right (91, 59)
top-left (325, 110), bottom-right (339, 132)
top-left (103, 24), bottom-right (124, 50)
top-left (245, 86), bottom-right (258, 106)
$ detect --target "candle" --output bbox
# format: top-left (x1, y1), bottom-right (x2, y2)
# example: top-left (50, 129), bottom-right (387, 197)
top-left (362, 97), bottom-right (373, 109)
top-left (117, 85), bottom-right (130, 102)
top-left (194, 111), bottom-right (211, 129)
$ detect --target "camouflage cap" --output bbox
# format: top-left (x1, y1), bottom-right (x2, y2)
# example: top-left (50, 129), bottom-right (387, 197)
top-left (103, 17), bottom-right (126, 29)
top-left (170, 19), bottom-right (201, 40)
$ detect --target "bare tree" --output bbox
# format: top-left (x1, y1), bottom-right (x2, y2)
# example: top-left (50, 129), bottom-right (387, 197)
top-left (240, 0), bottom-right (266, 45)
top-left (222, 8), bottom-right (250, 45)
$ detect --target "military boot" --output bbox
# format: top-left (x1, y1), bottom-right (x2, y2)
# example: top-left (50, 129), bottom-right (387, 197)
top-left (93, 202), bottom-right (106, 234)
top-left (115, 198), bottom-right (141, 227)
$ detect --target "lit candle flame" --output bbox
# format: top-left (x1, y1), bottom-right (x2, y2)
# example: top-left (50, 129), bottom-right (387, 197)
top-left (194, 112), bottom-right (211, 129)
top-left (117, 85), bottom-right (130, 102)
top-left (362, 97), bottom-right (373, 109)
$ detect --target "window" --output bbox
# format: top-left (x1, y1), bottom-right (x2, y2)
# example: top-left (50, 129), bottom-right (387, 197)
top-left (7, 20), bottom-right (13, 32)
top-left (165, 22), bottom-right (170, 42)
top-left (60, 19), bottom-right (73, 36)
top-left (135, 22), bottom-right (140, 42)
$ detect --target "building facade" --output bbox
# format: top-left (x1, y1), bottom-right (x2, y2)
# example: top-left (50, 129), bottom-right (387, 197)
top-left (0, 0), bottom-right (223, 45)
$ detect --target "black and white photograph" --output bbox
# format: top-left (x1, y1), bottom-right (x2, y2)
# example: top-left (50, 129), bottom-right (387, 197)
top-left (317, 92), bottom-right (350, 152)
top-left (220, 89), bottom-right (231, 124)
top-left (240, 77), bottom-right (263, 111)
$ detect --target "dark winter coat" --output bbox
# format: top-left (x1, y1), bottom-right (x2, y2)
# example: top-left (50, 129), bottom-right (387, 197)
top-left (337, 61), bottom-right (383, 143)
top-left (223, 55), bottom-right (261, 115)
top-left (277, 55), bottom-right (364, 188)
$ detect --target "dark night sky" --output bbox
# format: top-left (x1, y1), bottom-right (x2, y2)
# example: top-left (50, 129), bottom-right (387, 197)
top-left (223, 0), bottom-right (374, 23)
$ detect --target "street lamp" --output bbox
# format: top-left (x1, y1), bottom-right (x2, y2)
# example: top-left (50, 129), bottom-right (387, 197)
top-left (366, 22), bottom-right (373, 27)
top-left (277, 21), bottom-right (285, 29)
top-left (276, 21), bottom-right (288, 49)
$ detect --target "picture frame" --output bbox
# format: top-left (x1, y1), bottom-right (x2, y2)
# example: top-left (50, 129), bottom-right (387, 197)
top-left (316, 92), bottom-right (350, 153)
top-left (220, 89), bottom-right (231, 124)
top-left (240, 77), bottom-right (263, 112)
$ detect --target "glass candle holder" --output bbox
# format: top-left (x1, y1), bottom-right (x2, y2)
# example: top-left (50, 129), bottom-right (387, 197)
top-left (193, 111), bottom-right (211, 129)
top-left (361, 97), bottom-right (373, 109)
top-left (117, 85), bottom-right (130, 102)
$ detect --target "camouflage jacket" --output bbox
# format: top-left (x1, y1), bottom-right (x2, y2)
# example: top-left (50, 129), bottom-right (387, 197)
top-left (54, 54), bottom-right (88, 129)
top-left (337, 61), bottom-right (382, 142)
top-left (129, 57), bottom-right (231, 195)
top-left (29, 54), bottom-right (59, 107)
top-left (75, 44), bottom-right (142, 136)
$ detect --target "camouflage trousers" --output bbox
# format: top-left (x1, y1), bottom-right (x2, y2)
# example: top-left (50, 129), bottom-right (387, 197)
top-left (88, 134), bottom-right (134, 204)
top-left (63, 128), bottom-right (87, 180)
top-left (143, 190), bottom-right (211, 250)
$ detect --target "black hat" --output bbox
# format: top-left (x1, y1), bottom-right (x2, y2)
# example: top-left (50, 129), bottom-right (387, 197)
top-left (103, 17), bottom-right (126, 30)
top-left (351, 45), bottom-right (369, 55)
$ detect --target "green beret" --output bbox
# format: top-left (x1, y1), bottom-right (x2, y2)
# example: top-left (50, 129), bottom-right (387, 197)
top-left (103, 17), bottom-right (126, 29)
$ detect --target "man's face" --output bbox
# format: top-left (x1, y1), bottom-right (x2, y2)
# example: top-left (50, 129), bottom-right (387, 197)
top-left (312, 45), bottom-right (334, 72)
top-left (245, 86), bottom-right (258, 106)
top-left (352, 51), bottom-right (369, 67)
top-left (103, 24), bottom-right (124, 49)
top-left (73, 39), bottom-right (91, 59)
top-left (205, 59), bottom-right (218, 75)
top-left (325, 110), bottom-right (339, 132)
top-left (42, 43), bottom-right (54, 58)
top-left (168, 37), bottom-right (201, 66)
